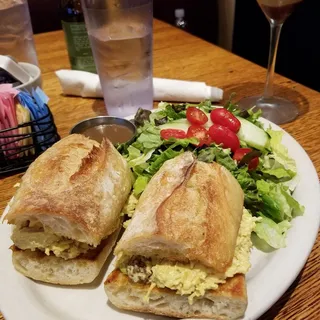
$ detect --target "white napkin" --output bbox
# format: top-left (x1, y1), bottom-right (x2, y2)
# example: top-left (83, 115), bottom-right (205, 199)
top-left (55, 70), bottom-right (223, 102)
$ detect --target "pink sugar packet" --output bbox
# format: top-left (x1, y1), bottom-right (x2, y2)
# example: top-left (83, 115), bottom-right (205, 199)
top-left (0, 84), bottom-right (19, 96)
top-left (0, 85), bottom-right (19, 158)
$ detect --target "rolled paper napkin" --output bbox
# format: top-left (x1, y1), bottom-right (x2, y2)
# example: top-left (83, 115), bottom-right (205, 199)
top-left (153, 78), bottom-right (223, 102)
top-left (55, 69), bottom-right (223, 102)
top-left (55, 70), bottom-right (103, 98)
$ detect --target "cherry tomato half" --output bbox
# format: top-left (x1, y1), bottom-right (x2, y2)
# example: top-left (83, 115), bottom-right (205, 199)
top-left (208, 124), bottom-right (240, 152)
top-left (233, 148), bottom-right (259, 171)
top-left (186, 107), bottom-right (208, 126)
top-left (210, 108), bottom-right (241, 133)
top-left (248, 157), bottom-right (259, 171)
top-left (187, 125), bottom-right (212, 147)
top-left (160, 129), bottom-right (187, 140)
top-left (233, 148), bottom-right (252, 162)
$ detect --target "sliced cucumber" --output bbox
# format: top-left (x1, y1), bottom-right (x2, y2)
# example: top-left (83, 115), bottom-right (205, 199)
top-left (236, 117), bottom-right (269, 150)
top-left (158, 119), bottom-right (189, 132)
top-left (158, 115), bottom-right (213, 132)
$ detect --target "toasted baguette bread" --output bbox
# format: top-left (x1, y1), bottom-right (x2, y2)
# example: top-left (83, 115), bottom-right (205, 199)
top-left (105, 270), bottom-right (247, 319)
top-left (12, 228), bottom-right (120, 285)
top-left (115, 152), bottom-right (244, 273)
top-left (5, 134), bottom-right (133, 246)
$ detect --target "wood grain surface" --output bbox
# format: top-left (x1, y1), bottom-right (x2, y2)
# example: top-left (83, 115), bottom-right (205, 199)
top-left (0, 19), bottom-right (319, 320)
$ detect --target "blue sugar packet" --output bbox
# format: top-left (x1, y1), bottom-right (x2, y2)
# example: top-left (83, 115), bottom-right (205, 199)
top-left (33, 87), bottom-right (49, 106)
top-left (17, 88), bottom-right (53, 150)
top-left (17, 92), bottom-right (38, 119)
top-left (32, 88), bottom-right (49, 118)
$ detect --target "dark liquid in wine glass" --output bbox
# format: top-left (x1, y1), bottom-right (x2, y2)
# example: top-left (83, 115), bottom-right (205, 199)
top-left (258, 0), bottom-right (303, 21)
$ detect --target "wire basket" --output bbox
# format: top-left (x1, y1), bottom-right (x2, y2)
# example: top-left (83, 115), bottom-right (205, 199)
top-left (0, 107), bottom-right (60, 175)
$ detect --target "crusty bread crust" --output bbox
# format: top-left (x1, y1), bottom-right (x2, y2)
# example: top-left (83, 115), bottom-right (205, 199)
top-left (11, 228), bottom-right (120, 285)
top-left (5, 134), bottom-right (133, 246)
top-left (115, 152), bottom-right (244, 272)
top-left (105, 270), bottom-right (247, 319)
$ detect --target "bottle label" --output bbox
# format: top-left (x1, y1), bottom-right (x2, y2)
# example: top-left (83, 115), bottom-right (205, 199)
top-left (61, 21), bottom-right (96, 73)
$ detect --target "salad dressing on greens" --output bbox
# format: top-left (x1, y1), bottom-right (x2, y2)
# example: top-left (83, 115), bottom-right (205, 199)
top-left (118, 100), bottom-right (304, 251)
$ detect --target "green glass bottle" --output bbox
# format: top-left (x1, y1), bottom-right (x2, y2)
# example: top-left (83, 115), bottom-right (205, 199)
top-left (60, 0), bottom-right (96, 73)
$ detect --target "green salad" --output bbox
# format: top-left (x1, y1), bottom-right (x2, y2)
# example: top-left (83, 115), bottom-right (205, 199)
top-left (117, 100), bottom-right (304, 252)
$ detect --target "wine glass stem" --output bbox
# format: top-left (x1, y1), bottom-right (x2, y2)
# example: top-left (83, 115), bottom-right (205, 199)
top-left (263, 22), bottom-right (283, 98)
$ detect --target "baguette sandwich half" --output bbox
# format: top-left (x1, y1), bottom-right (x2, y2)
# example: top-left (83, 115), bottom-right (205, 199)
top-left (105, 152), bottom-right (258, 319)
top-left (4, 134), bottom-right (133, 285)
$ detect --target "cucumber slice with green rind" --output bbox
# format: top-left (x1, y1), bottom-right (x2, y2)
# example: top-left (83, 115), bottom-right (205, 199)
top-left (236, 117), bottom-right (269, 150)
top-left (158, 119), bottom-right (189, 132)
top-left (158, 116), bottom-right (213, 132)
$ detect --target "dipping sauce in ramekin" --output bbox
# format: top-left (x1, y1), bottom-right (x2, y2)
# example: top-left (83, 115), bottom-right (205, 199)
top-left (70, 116), bottom-right (136, 144)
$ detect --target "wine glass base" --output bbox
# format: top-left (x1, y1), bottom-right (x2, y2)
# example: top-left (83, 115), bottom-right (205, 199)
top-left (237, 96), bottom-right (299, 125)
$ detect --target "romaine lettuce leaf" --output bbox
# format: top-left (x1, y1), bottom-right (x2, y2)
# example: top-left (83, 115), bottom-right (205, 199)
top-left (134, 124), bottom-right (163, 150)
top-left (164, 105), bottom-right (186, 120)
top-left (235, 168), bottom-right (256, 190)
top-left (133, 175), bottom-right (150, 196)
top-left (233, 168), bottom-right (263, 212)
top-left (256, 180), bottom-right (304, 222)
top-left (149, 110), bottom-right (168, 125)
top-left (257, 180), bottom-right (290, 221)
top-left (215, 150), bottom-right (237, 171)
top-left (197, 146), bottom-right (237, 171)
top-left (262, 167), bottom-right (292, 181)
top-left (254, 214), bottom-right (291, 249)
top-left (267, 129), bottom-right (296, 176)
top-left (246, 108), bottom-right (263, 128)
top-left (196, 100), bottom-right (214, 113)
top-left (147, 148), bottom-right (183, 175)
top-left (127, 149), bottom-right (155, 168)
top-left (197, 148), bottom-right (216, 163)
top-left (127, 145), bottom-right (141, 160)
top-left (261, 154), bottom-right (294, 182)
top-left (157, 102), bottom-right (186, 120)
top-left (165, 137), bottom-right (198, 149)
top-left (282, 188), bottom-right (305, 218)
top-left (132, 163), bottom-right (149, 176)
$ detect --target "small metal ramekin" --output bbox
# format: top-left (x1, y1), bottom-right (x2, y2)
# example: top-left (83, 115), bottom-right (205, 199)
top-left (70, 116), bottom-right (137, 144)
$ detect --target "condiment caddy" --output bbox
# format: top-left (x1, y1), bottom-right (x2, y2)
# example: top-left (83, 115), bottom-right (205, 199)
top-left (0, 85), bottom-right (60, 175)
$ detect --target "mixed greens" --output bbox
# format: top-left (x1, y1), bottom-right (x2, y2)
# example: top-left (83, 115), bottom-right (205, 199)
top-left (117, 100), bottom-right (304, 252)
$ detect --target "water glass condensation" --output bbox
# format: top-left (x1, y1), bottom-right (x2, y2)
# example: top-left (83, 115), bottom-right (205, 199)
top-left (0, 0), bottom-right (38, 65)
top-left (81, 0), bottom-right (153, 117)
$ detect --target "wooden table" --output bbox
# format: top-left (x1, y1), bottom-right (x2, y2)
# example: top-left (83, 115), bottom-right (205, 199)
top-left (0, 20), bottom-right (319, 320)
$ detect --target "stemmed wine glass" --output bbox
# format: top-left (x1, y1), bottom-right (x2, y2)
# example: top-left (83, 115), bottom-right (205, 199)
top-left (237, 0), bottom-right (303, 124)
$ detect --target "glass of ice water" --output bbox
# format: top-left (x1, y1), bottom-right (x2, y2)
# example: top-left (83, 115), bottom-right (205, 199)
top-left (81, 0), bottom-right (153, 117)
top-left (0, 0), bottom-right (38, 66)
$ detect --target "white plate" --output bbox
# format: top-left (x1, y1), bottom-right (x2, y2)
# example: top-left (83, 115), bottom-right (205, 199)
top-left (0, 118), bottom-right (319, 320)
